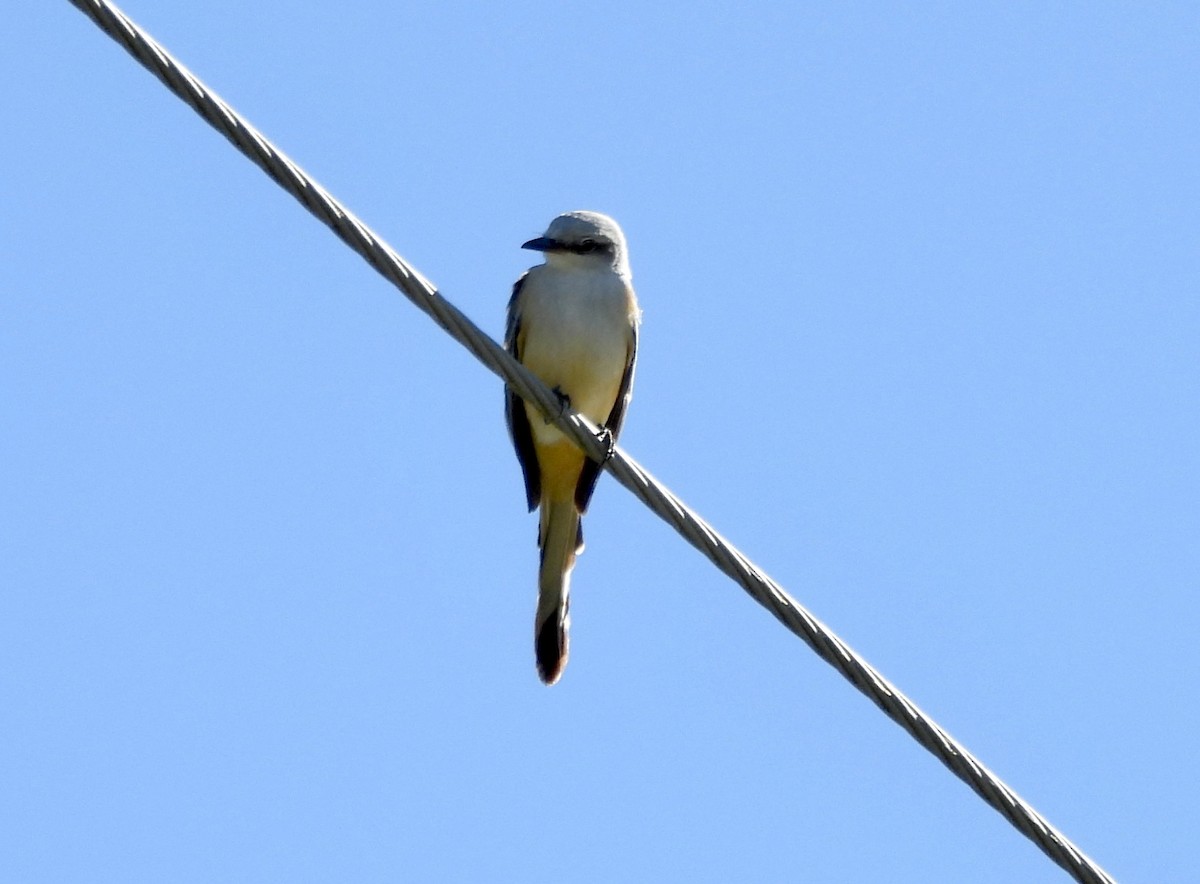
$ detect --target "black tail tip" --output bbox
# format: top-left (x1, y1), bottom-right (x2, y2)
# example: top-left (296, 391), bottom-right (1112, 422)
top-left (535, 617), bottom-right (568, 686)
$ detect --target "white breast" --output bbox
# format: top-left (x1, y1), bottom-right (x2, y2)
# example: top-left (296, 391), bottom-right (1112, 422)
top-left (517, 264), bottom-right (636, 434)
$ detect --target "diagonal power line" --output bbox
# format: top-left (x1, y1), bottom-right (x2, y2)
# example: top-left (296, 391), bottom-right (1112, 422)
top-left (63, 2), bottom-right (1115, 881)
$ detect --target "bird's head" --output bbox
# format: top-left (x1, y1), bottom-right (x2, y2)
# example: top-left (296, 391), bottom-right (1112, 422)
top-left (522, 210), bottom-right (630, 277)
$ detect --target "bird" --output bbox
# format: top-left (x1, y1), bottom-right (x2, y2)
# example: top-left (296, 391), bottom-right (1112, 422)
top-left (504, 210), bottom-right (640, 685)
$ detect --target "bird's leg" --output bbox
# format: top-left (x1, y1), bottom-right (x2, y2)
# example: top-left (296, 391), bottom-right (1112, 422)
top-left (596, 426), bottom-right (616, 463)
top-left (546, 386), bottom-right (571, 424)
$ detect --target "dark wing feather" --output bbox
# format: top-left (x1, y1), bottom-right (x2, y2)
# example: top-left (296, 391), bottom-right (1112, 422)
top-left (505, 274), bottom-right (540, 511)
top-left (575, 320), bottom-right (638, 512)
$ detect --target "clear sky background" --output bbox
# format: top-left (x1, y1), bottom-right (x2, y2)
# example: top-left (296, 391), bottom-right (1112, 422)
top-left (4, 2), bottom-right (1197, 882)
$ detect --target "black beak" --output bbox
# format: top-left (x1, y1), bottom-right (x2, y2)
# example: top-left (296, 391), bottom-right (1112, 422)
top-left (521, 236), bottom-right (558, 252)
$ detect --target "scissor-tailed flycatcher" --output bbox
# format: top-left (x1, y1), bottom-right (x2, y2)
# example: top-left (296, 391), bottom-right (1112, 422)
top-left (505, 210), bottom-right (640, 685)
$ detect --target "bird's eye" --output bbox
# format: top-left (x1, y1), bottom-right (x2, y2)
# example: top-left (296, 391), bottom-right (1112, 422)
top-left (578, 238), bottom-right (597, 253)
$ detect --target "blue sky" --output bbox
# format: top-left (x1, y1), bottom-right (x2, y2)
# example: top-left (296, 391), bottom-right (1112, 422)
top-left (5, 2), bottom-right (1197, 881)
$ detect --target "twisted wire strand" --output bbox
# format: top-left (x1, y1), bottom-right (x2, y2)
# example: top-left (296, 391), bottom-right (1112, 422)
top-left (65, 2), bottom-right (1115, 881)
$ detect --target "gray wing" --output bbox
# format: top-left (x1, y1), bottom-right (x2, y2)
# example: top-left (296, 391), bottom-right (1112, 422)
top-left (574, 319), bottom-right (638, 513)
top-left (505, 274), bottom-right (540, 512)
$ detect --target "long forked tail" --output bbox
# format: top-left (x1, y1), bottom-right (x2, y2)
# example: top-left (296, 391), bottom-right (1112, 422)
top-left (535, 498), bottom-right (583, 685)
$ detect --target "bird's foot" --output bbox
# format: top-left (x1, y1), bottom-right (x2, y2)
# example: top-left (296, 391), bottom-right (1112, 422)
top-left (546, 386), bottom-right (571, 424)
top-left (596, 426), bottom-right (616, 463)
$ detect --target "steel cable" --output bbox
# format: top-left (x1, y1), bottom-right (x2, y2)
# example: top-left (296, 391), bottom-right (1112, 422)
top-left (64, 2), bottom-right (1116, 881)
